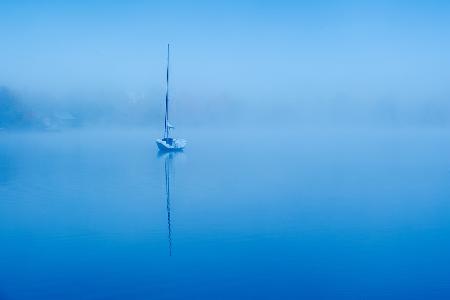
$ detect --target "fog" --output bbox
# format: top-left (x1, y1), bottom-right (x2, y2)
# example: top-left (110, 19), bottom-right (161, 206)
top-left (1, 1), bottom-right (450, 129)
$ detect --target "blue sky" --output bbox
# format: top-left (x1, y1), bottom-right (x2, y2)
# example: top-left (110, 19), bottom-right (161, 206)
top-left (0, 1), bottom-right (449, 104)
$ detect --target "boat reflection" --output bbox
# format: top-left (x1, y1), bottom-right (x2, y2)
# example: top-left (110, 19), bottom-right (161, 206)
top-left (159, 151), bottom-right (179, 256)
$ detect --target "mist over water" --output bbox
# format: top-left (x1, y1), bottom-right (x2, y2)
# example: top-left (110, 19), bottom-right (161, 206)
top-left (1, 1), bottom-right (450, 130)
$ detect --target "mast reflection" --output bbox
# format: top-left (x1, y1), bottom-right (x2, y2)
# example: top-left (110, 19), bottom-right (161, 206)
top-left (159, 151), bottom-right (180, 256)
top-left (164, 152), bottom-right (173, 256)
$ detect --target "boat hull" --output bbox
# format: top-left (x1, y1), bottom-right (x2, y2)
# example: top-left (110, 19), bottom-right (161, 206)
top-left (156, 139), bottom-right (186, 152)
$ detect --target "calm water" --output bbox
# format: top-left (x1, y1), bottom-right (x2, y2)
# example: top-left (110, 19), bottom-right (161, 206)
top-left (1, 127), bottom-right (450, 299)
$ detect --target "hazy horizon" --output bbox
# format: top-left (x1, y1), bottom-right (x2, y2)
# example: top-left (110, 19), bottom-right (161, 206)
top-left (1, 1), bottom-right (450, 128)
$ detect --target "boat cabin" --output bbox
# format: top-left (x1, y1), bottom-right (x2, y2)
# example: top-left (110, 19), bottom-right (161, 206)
top-left (162, 137), bottom-right (174, 145)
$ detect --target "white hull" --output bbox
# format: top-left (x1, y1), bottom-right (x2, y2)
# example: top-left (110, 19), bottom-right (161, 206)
top-left (156, 138), bottom-right (186, 152)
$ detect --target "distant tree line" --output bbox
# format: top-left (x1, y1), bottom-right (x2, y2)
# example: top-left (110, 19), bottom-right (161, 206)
top-left (1, 85), bottom-right (449, 130)
top-left (0, 87), bottom-right (32, 129)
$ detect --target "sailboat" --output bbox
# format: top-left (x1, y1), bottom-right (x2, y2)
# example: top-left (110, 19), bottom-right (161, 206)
top-left (156, 44), bottom-right (186, 151)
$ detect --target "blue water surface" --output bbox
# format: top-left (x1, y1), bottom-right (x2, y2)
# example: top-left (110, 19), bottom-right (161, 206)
top-left (0, 127), bottom-right (450, 299)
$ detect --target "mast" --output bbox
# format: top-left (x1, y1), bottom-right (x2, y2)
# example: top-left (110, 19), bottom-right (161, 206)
top-left (164, 44), bottom-right (170, 138)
